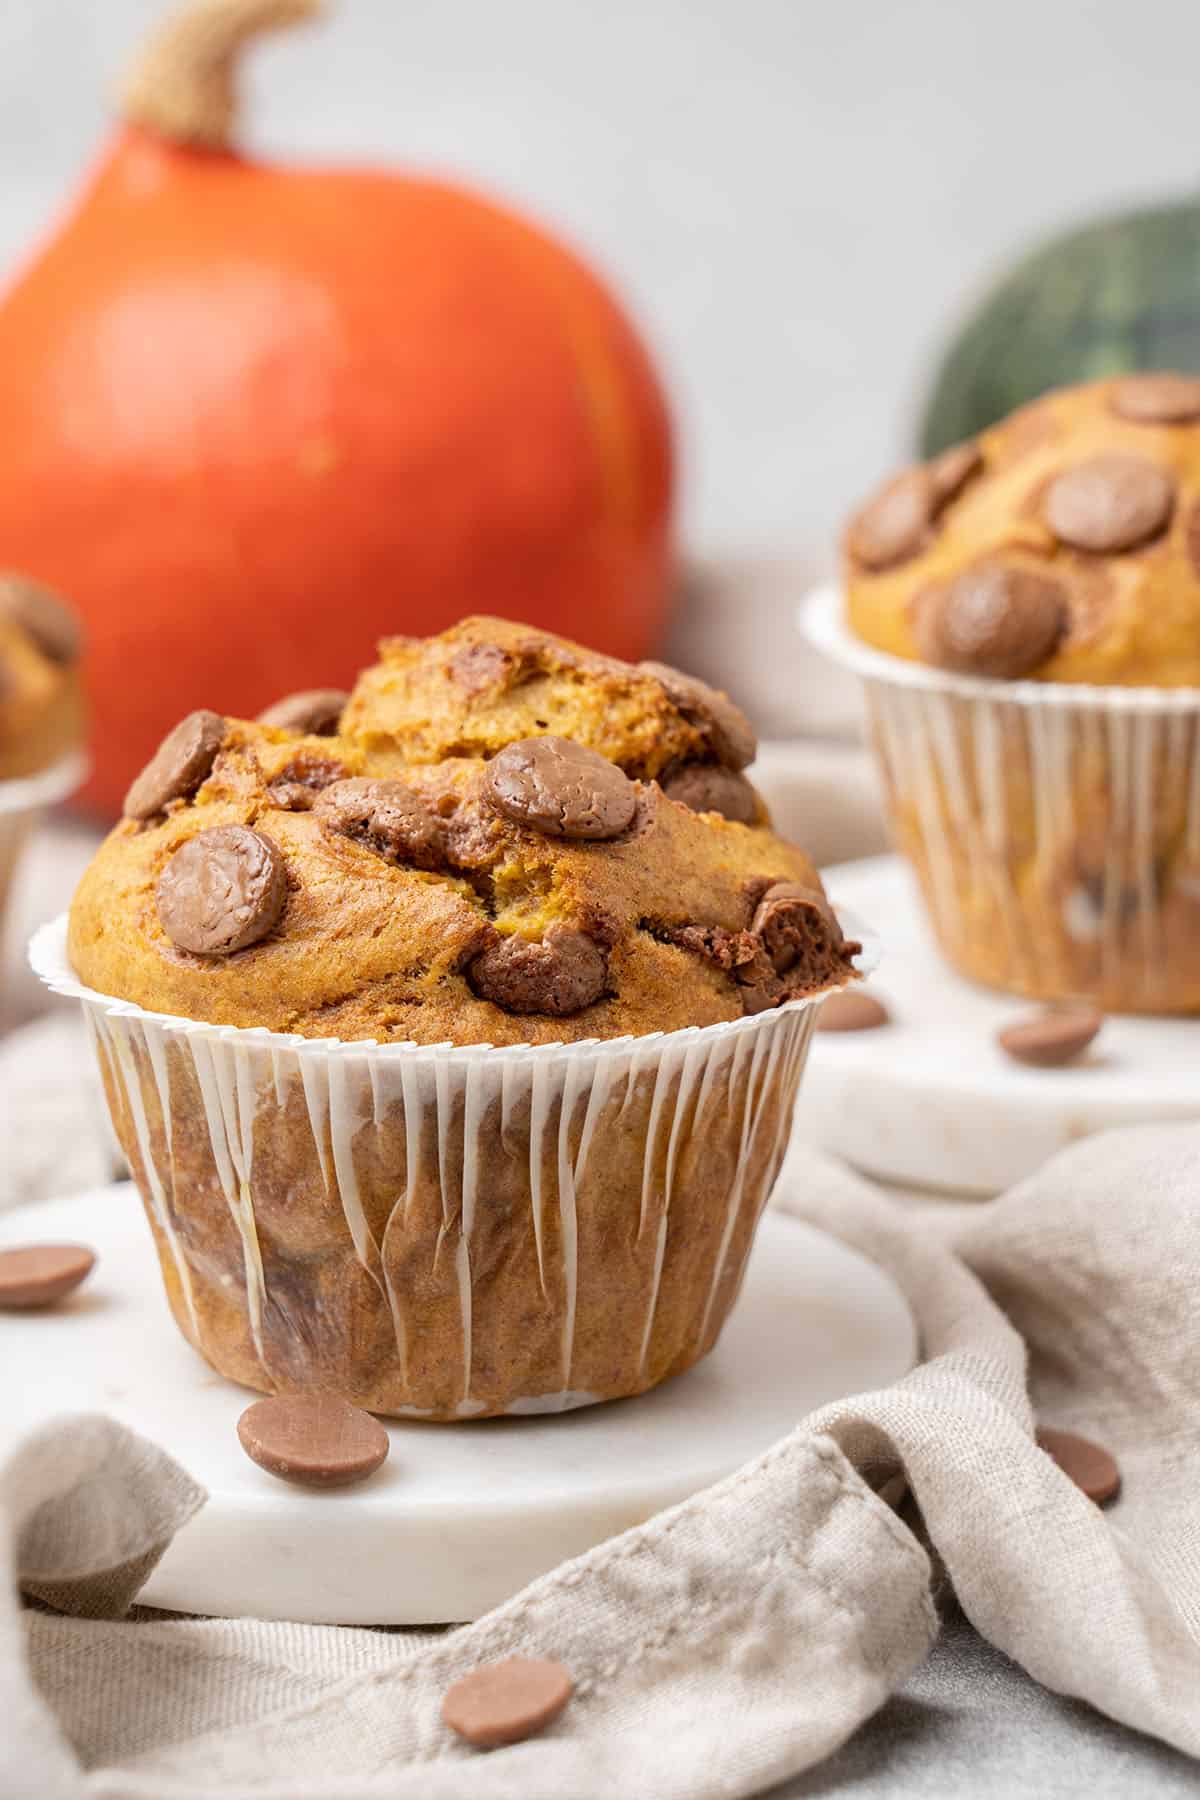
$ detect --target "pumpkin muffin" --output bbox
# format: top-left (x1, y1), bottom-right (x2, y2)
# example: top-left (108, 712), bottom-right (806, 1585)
top-left (0, 574), bottom-right (84, 781)
top-left (835, 372), bottom-right (1200, 1012)
top-left (60, 620), bottom-right (860, 1418)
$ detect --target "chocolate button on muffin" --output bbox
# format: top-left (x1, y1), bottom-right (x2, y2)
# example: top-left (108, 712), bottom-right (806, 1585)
top-left (63, 620), bottom-right (860, 1418)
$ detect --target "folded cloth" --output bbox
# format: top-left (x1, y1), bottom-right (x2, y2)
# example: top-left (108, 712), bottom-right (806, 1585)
top-left (2, 1124), bottom-right (1198, 1798)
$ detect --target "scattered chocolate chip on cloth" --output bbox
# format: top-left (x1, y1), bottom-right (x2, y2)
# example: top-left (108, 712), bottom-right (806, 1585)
top-left (2, 1122), bottom-right (1198, 1798)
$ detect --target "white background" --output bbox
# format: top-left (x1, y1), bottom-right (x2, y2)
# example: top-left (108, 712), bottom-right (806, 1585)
top-left (4, 0), bottom-right (1200, 556)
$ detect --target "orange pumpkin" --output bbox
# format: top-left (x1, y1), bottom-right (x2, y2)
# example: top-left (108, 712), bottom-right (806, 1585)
top-left (0, 0), bottom-right (674, 815)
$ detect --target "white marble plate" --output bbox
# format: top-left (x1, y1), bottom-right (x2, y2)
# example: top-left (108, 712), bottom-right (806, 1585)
top-left (1, 1182), bottom-right (915, 1624)
top-left (798, 854), bottom-right (1200, 1196)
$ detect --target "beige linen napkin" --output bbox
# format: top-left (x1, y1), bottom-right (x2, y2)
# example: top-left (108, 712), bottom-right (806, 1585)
top-left (2, 1123), bottom-right (1198, 1798)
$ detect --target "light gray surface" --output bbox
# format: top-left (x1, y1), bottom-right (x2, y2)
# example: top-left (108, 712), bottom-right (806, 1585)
top-left (780, 1603), bottom-right (1200, 1798)
top-left (5, 1), bottom-right (1200, 554)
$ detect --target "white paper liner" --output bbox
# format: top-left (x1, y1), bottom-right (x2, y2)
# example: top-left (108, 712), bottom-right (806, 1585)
top-left (32, 914), bottom-right (873, 1418)
top-left (803, 585), bottom-right (1200, 1010)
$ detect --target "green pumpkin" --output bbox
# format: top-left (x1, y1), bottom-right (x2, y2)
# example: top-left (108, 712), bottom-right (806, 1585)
top-left (919, 198), bottom-right (1200, 457)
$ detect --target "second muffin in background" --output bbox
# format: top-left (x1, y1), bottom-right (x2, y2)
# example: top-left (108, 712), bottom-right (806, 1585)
top-left (826, 373), bottom-right (1200, 1014)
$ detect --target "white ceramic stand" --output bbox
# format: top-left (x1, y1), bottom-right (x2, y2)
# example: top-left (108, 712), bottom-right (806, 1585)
top-left (1, 1183), bottom-right (915, 1625)
top-left (797, 854), bottom-right (1200, 1196)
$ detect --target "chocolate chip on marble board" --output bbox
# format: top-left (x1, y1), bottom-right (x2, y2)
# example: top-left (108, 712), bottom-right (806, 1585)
top-left (156, 825), bottom-right (287, 956)
top-left (661, 763), bottom-right (758, 824)
top-left (257, 689), bottom-right (349, 736)
top-left (123, 710), bottom-right (228, 820)
top-left (817, 989), bottom-right (890, 1032)
top-left (468, 925), bottom-right (607, 1015)
top-left (0, 575), bottom-right (82, 666)
top-left (1043, 453), bottom-right (1175, 553)
top-left (915, 562), bottom-right (1066, 680)
top-left (442, 1656), bottom-right (574, 1749)
top-left (1109, 372), bottom-right (1200, 424)
top-left (236, 1394), bottom-right (390, 1488)
top-left (638, 662), bottom-right (757, 770)
top-left (316, 776), bottom-right (446, 865)
top-left (1036, 1427), bottom-right (1121, 1505)
top-left (485, 736), bottom-right (637, 839)
top-left (996, 1007), bottom-right (1104, 1068)
top-left (0, 1244), bottom-right (95, 1310)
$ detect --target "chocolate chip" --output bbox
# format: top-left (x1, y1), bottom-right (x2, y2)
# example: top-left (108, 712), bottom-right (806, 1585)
top-left (817, 989), bottom-right (890, 1032)
top-left (928, 440), bottom-right (983, 507)
top-left (442, 1656), bottom-right (573, 1749)
top-left (638, 662), bottom-right (756, 770)
top-left (0, 575), bottom-right (82, 665)
top-left (266, 757), bottom-right (346, 812)
top-left (123, 710), bottom-right (228, 820)
top-left (751, 882), bottom-right (844, 976)
top-left (661, 764), bottom-right (758, 824)
top-left (156, 825), bottom-right (287, 956)
top-left (996, 1006), bottom-right (1104, 1067)
top-left (316, 777), bottom-right (445, 866)
top-left (844, 468), bottom-right (935, 572)
top-left (1036, 1426), bottom-right (1120, 1505)
top-left (236, 1394), bottom-right (390, 1488)
top-left (468, 925), bottom-right (607, 1015)
top-left (0, 1244), bottom-right (95, 1310)
top-left (257, 689), bottom-right (348, 736)
top-left (1110, 372), bottom-right (1200, 424)
top-left (449, 642), bottom-right (516, 695)
top-left (1044, 453), bottom-right (1175, 552)
top-left (915, 563), bottom-right (1066, 679)
top-left (649, 904), bottom-right (854, 1017)
top-left (485, 736), bottom-right (637, 839)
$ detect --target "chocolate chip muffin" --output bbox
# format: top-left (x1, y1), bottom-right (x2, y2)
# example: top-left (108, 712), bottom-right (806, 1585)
top-left (832, 373), bottom-right (1200, 1012)
top-left (0, 575), bottom-right (84, 782)
top-left (60, 620), bottom-right (860, 1418)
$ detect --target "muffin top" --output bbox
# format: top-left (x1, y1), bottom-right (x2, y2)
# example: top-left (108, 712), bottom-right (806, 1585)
top-left (843, 373), bottom-right (1200, 687)
top-left (342, 615), bottom-right (764, 824)
top-left (68, 620), bottom-right (858, 1046)
top-left (0, 575), bottom-right (84, 780)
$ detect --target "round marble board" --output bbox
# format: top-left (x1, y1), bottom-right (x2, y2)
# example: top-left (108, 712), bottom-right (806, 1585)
top-left (1, 1183), bottom-right (916, 1625)
top-left (797, 854), bottom-right (1200, 1196)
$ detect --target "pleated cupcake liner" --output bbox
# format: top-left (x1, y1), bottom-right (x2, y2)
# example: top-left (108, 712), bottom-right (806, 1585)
top-left (32, 913), bottom-right (874, 1418)
top-left (805, 585), bottom-right (1200, 1012)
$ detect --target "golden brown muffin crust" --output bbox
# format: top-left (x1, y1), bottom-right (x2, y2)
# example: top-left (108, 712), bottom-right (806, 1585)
top-left (70, 644), bottom-right (856, 1045)
top-left (843, 374), bottom-right (1200, 687)
top-left (342, 614), bottom-right (753, 782)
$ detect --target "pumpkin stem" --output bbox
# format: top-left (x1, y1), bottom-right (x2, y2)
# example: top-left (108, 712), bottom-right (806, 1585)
top-left (119, 0), bottom-right (324, 150)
